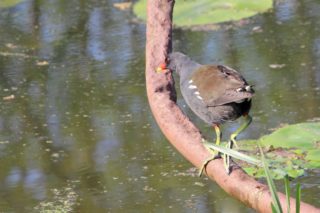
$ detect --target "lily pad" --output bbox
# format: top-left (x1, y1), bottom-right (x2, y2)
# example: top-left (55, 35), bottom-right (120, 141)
top-left (239, 122), bottom-right (320, 179)
top-left (133, 0), bottom-right (273, 27)
top-left (305, 149), bottom-right (320, 168)
top-left (260, 122), bottom-right (320, 149)
top-left (0, 0), bottom-right (24, 8)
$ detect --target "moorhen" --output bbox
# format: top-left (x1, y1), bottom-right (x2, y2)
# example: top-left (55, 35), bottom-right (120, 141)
top-left (157, 52), bottom-right (254, 175)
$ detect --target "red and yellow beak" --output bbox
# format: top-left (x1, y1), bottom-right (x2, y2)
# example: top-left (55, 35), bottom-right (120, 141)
top-left (156, 62), bottom-right (168, 73)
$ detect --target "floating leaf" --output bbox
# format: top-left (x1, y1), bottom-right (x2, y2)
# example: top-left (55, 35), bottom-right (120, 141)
top-left (305, 150), bottom-right (320, 168)
top-left (113, 2), bottom-right (132, 11)
top-left (286, 169), bottom-right (304, 178)
top-left (0, 0), bottom-right (24, 8)
top-left (133, 0), bottom-right (273, 27)
top-left (238, 122), bottom-right (320, 179)
top-left (260, 123), bottom-right (320, 149)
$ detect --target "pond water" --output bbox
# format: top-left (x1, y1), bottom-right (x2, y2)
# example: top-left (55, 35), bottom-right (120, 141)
top-left (0, 0), bottom-right (319, 212)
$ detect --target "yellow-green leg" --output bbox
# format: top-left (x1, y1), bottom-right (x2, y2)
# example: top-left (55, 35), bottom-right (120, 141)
top-left (224, 114), bottom-right (252, 174)
top-left (198, 124), bottom-right (221, 177)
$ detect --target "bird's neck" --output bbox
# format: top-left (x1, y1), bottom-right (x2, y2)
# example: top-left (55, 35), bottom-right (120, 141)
top-left (168, 53), bottom-right (201, 81)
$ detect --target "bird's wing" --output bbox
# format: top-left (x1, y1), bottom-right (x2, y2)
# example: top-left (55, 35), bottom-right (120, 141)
top-left (206, 89), bottom-right (254, 107)
top-left (191, 65), bottom-right (254, 107)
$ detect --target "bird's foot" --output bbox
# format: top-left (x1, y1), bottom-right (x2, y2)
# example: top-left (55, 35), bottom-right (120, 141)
top-left (198, 152), bottom-right (221, 177)
top-left (229, 133), bottom-right (239, 149)
top-left (199, 141), bottom-right (221, 177)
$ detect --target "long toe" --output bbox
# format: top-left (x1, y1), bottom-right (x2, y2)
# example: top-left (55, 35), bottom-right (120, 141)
top-left (230, 135), bottom-right (238, 149)
top-left (198, 156), bottom-right (214, 177)
top-left (198, 154), bottom-right (220, 177)
top-left (199, 139), bottom-right (221, 177)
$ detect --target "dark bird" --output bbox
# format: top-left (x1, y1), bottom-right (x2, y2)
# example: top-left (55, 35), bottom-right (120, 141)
top-left (157, 52), bottom-right (254, 175)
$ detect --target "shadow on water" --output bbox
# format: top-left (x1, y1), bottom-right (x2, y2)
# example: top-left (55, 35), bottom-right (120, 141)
top-left (0, 0), bottom-right (319, 212)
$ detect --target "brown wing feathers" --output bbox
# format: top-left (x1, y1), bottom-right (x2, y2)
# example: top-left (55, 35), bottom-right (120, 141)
top-left (191, 65), bottom-right (254, 107)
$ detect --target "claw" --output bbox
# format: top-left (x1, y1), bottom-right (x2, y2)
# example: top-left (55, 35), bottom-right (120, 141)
top-left (198, 156), bottom-right (213, 177)
top-left (198, 152), bottom-right (220, 177)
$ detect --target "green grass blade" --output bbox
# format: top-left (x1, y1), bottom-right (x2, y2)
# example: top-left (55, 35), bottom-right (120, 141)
top-left (202, 140), bottom-right (261, 166)
top-left (259, 145), bottom-right (283, 213)
top-left (272, 204), bottom-right (278, 213)
top-left (296, 183), bottom-right (301, 213)
top-left (284, 175), bottom-right (290, 213)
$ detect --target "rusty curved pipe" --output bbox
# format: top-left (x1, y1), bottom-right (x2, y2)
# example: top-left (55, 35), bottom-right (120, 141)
top-left (145, 0), bottom-right (320, 212)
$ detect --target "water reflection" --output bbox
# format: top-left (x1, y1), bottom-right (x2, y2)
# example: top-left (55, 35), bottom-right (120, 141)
top-left (0, 0), bottom-right (319, 212)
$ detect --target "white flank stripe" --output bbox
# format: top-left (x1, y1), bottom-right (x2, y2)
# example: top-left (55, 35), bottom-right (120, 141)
top-left (194, 91), bottom-right (200, 95)
top-left (188, 84), bottom-right (197, 89)
top-left (197, 96), bottom-right (203, 100)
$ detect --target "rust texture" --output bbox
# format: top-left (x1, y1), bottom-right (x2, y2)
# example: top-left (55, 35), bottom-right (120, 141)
top-left (145, 0), bottom-right (320, 212)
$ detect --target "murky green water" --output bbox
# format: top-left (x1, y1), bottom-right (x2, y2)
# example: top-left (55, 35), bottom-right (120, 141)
top-left (0, 0), bottom-right (319, 212)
